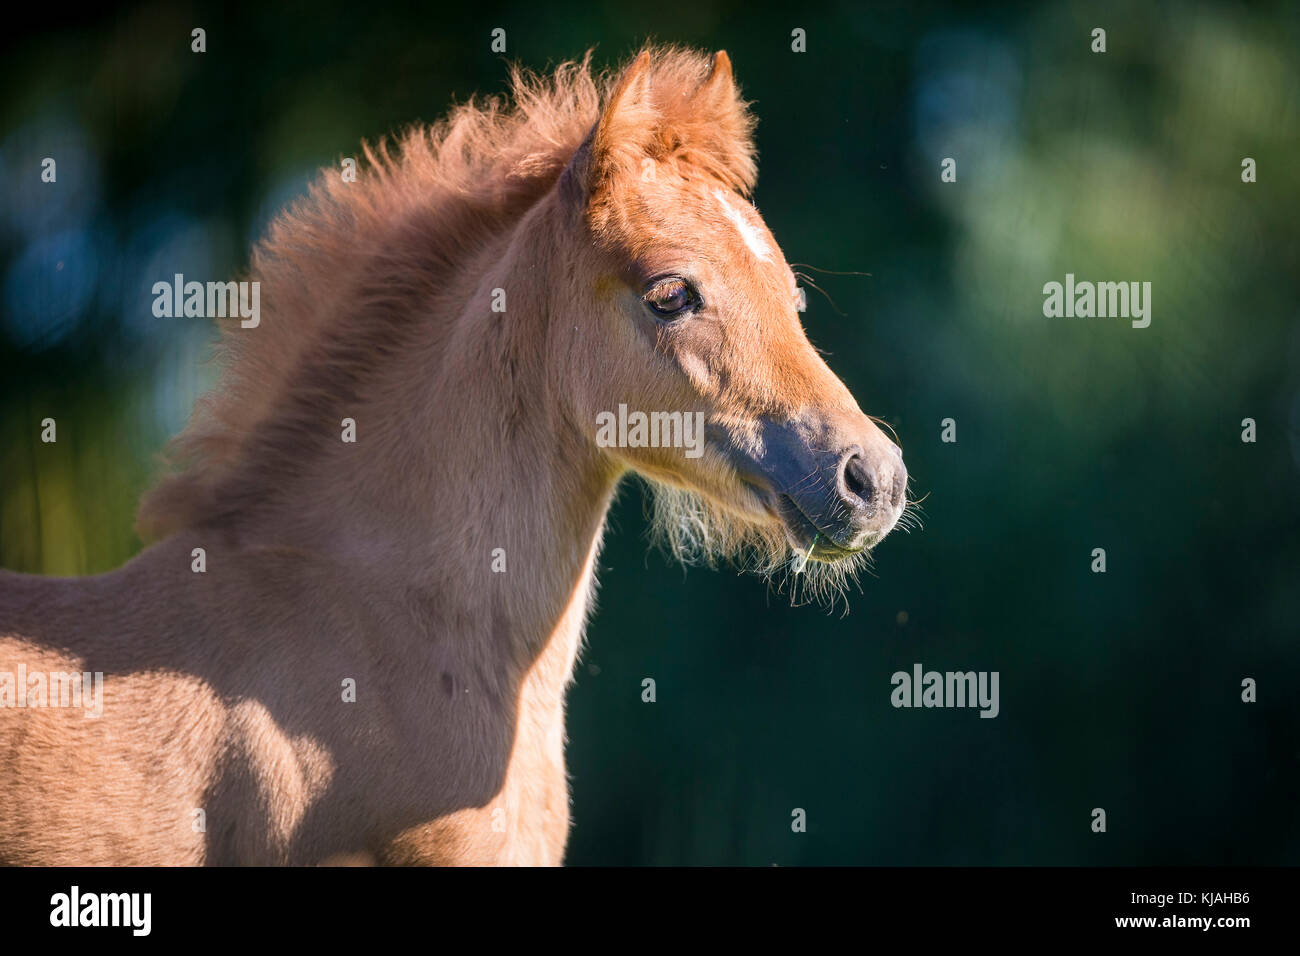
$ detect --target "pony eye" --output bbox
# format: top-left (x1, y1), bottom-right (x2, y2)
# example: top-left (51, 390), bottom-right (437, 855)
top-left (643, 277), bottom-right (699, 318)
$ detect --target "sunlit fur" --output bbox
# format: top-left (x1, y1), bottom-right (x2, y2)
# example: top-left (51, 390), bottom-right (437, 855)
top-left (0, 46), bottom-right (906, 865)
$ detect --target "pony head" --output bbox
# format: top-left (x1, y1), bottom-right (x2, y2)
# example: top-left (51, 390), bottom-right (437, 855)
top-left (557, 49), bottom-right (909, 601)
top-left (134, 46), bottom-right (909, 609)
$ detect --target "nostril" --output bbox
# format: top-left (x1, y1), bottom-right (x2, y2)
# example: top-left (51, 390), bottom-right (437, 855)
top-left (841, 454), bottom-right (875, 506)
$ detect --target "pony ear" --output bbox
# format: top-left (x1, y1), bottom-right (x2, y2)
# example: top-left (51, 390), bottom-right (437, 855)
top-left (592, 50), bottom-right (656, 171)
top-left (683, 51), bottom-right (757, 194)
top-left (561, 51), bottom-right (656, 202)
top-left (559, 49), bottom-right (757, 204)
top-left (693, 51), bottom-right (737, 117)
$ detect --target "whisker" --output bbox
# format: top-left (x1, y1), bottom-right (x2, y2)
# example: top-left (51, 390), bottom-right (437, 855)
top-left (793, 273), bottom-right (847, 317)
top-left (789, 262), bottom-right (873, 277)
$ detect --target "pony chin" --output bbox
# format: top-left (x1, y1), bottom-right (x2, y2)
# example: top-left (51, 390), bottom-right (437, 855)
top-left (640, 478), bottom-right (870, 614)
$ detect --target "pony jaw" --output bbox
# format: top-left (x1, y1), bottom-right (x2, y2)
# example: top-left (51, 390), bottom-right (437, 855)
top-left (642, 477), bottom-right (872, 610)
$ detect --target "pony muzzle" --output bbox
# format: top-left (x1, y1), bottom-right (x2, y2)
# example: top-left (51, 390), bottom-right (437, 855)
top-left (720, 419), bottom-right (907, 561)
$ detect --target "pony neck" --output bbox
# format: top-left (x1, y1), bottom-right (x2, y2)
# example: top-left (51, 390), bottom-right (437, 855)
top-left (254, 193), bottom-right (621, 675)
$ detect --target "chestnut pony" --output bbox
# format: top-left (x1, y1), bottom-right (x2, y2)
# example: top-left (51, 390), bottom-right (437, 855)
top-left (0, 47), bottom-right (907, 865)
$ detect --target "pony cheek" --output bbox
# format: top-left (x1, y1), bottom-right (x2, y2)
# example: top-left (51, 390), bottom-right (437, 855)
top-left (675, 349), bottom-right (713, 392)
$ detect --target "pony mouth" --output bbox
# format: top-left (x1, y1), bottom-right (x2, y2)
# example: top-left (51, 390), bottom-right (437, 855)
top-left (772, 494), bottom-right (865, 563)
top-left (735, 478), bottom-right (864, 563)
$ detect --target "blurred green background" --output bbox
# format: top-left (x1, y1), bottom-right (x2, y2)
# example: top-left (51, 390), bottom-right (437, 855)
top-left (2, 1), bottom-right (1297, 864)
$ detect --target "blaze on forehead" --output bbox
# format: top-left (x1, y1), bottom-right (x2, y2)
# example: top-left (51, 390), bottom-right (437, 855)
top-left (711, 188), bottom-right (773, 263)
top-left (595, 181), bottom-right (788, 293)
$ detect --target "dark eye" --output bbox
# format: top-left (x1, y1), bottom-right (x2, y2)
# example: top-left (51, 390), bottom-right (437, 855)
top-left (643, 277), bottom-right (700, 318)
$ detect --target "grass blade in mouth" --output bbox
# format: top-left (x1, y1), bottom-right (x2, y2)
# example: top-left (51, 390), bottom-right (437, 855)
top-left (791, 532), bottom-right (819, 574)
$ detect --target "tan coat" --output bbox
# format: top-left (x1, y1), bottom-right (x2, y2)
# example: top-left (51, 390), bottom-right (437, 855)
top-left (0, 47), bottom-right (906, 865)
